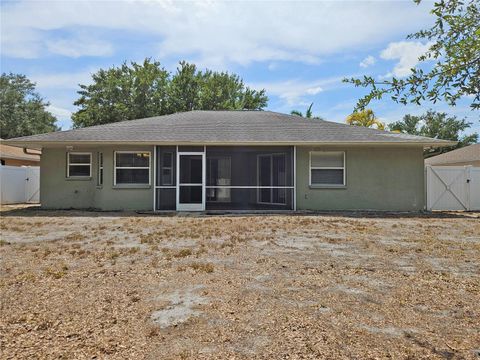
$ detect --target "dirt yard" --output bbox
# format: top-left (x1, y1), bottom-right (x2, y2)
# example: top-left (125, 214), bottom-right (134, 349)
top-left (0, 205), bottom-right (479, 359)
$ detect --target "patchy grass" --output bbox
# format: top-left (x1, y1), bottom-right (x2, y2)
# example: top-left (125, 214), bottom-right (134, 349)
top-left (0, 208), bottom-right (479, 359)
top-left (173, 248), bottom-right (193, 258)
top-left (189, 262), bottom-right (214, 273)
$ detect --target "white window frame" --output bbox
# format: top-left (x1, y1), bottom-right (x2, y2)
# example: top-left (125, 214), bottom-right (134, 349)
top-left (67, 152), bottom-right (92, 178)
top-left (309, 151), bottom-right (346, 187)
top-left (114, 151), bottom-right (151, 186)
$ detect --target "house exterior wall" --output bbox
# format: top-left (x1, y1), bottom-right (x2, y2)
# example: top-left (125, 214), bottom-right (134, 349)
top-left (40, 146), bottom-right (154, 210)
top-left (40, 144), bottom-right (425, 211)
top-left (295, 146), bottom-right (425, 211)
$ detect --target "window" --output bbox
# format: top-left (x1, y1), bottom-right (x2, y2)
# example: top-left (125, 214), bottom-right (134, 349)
top-left (114, 151), bottom-right (150, 185)
top-left (67, 152), bottom-right (91, 177)
top-left (97, 152), bottom-right (103, 186)
top-left (309, 151), bottom-right (345, 186)
top-left (161, 152), bottom-right (174, 185)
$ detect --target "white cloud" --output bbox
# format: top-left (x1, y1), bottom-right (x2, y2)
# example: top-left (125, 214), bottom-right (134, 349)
top-left (359, 55), bottom-right (376, 68)
top-left (46, 35), bottom-right (114, 58)
top-left (305, 87), bottom-right (323, 95)
top-left (380, 40), bottom-right (433, 77)
top-left (1, 1), bottom-right (433, 63)
top-left (251, 76), bottom-right (342, 105)
top-left (46, 105), bottom-right (72, 119)
top-left (31, 70), bottom-right (94, 90)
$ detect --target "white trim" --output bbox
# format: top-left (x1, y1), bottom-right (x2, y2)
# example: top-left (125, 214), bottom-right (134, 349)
top-left (176, 149), bottom-right (205, 211)
top-left (113, 150), bottom-right (151, 186)
top-left (67, 152), bottom-right (92, 178)
top-left (309, 151), bottom-right (346, 186)
top-left (9, 140), bottom-right (457, 150)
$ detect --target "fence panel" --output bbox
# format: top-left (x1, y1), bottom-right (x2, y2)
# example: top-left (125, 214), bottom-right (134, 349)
top-left (0, 166), bottom-right (40, 204)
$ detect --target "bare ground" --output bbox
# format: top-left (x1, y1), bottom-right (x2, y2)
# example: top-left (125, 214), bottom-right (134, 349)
top-left (0, 205), bottom-right (479, 359)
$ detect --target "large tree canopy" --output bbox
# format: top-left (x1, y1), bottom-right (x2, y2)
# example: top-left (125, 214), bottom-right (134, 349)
top-left (344, 0), bottom-right (480, 111)
top-left (388, 110), bottom-right (478, 157)
top-left (0, 73), bottom-right (59, 139)
top-left (72, 59), bottom-right (268, 128)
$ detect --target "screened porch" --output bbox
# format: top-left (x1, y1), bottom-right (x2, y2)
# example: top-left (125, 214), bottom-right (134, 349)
top-left (154, 146), bottom-right (294, 211)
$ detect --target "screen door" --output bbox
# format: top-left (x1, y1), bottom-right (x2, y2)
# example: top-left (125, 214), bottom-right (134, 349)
top-left (177, 152), bottom-right (205, 211)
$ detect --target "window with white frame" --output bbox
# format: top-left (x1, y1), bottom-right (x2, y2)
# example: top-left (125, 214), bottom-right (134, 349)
top-left (310, 151), bottom-right (345, 186)
top-left (97, 152), bottom-right (104, 186)
top-left (67, 152), bottom-right (91, 177)
top-left (114, 151), bottom-right (150, 185)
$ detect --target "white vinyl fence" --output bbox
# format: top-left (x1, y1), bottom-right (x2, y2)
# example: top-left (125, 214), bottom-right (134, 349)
top-left (0, 166), bottom-right (40, 204)
top-left (426, 165), bottom-right (480, 211)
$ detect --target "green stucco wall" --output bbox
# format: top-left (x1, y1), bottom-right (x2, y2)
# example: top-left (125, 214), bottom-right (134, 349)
top-left (40, 145), bottom-right (425, 211)
top-left (40, 146), bottom-right (154, 211)
top-left (295, 146), bottom-right (425, 211)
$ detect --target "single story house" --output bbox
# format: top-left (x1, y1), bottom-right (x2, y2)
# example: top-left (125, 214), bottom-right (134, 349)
top-left (425, 144), bottom-right (480, 167)
top-left (4, 110), bottom-right (454, 212)
top-left (0, 141), bottom-right (41, 167)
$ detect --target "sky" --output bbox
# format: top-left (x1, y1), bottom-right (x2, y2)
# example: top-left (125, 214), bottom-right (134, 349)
top-left (1, 0), bottom-right (478, 134)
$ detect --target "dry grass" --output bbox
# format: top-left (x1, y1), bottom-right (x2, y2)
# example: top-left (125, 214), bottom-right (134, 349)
top-left (0, 206), bottom-right (479, 359)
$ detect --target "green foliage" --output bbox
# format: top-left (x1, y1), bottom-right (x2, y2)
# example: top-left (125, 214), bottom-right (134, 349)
top-left (388, 110), bottom-right (478, 157)
top-left (346, 109), bottom-right (385, 130)
top-left (0, 73), bottom-right (59, 139)
top-left (344, 0), bottom-right (480, 110)
top-left (72, 59), bottom-right (268, 128)
top-left (290, 103), bottom-right (325, 120)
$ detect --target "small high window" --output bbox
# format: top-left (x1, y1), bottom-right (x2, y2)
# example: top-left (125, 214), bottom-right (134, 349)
top-left (67, 152), bottom-right (91, 178)
top-left (114, 151), bottom-right (150, 185)
top-left (310, 151), bottom-right (345, 186)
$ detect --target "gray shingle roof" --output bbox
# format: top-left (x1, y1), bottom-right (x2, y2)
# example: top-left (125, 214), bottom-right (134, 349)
top-left (425, 144), bottom-right (480, 165)
top-left (4, 110), bottom-right (455, 147)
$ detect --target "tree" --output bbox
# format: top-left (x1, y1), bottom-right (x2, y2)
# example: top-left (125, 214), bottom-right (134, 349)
top-left (72, 59), bottom-right (268, 128)
top-left (389, 110), bottom-right (478, 157)
top-left (290, 103), bottom-right (325, 120)
top-left (344, 0), bottom-right (480, 110)
top-left (0, 73), bottom-right (59, 139)
top-left (346, 109), bottom-right (385, 130)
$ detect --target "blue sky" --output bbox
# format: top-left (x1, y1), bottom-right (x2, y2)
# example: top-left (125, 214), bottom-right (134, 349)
top-left (1, 0), bottom-right (478, 134)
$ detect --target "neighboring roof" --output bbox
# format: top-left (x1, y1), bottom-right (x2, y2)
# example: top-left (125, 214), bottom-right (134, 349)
top-left (0, 141), bottom-right (41, 161)
top-left (3, 110), bottom-right (455, 148)
top-left (425, 144), bottom-right (480, 165)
